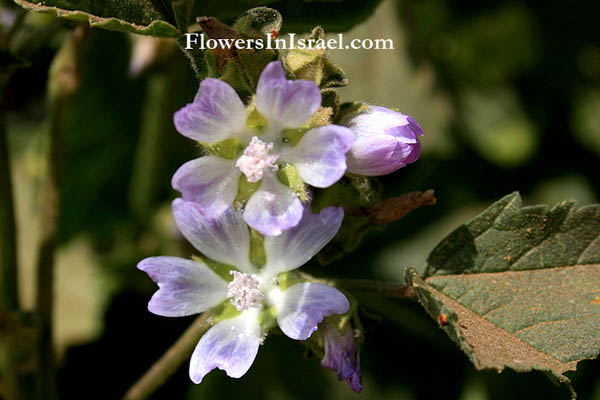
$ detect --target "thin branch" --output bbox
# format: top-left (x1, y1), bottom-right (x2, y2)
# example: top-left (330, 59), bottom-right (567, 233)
top-left (34, 23), bottom-right (89, 400)
top-left (300, 273), bottom-right (416, 299)
top-left (367, 189), bottom-right (437, 225)
top-left (123, 312), bottom-right (212, 400)
top-left (333, 278), bottom-right (416, 299)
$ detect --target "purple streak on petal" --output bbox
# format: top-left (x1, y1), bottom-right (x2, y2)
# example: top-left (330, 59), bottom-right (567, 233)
top-left (243, 174), bottom-right (303, 236)
top-left (276, 282), bottom-right (349, 340)
top-left (263, 206), bottom-right (343, 275)
top-left (282, 125), bottom-right (355, 188)
top-left (256, 61), bottom-right (321, 129)
top-left (189, 311), bottom-right (262, 383)
top-left (174, 78), bottom-right (247, 143)
top-left (171, 156), bottom-right (240, 218)
top-left (172, 199), bottom-right (255, 273)
top-left (137, 256), bottom-right (228, 317)
top-left (321, 322), bottom-right (362, 393)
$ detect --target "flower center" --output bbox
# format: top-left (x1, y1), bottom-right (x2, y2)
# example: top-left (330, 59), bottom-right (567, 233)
top-left (227, 271), bottom-right (264, 311)
top-left (235, 136), bottom-right (279, 182)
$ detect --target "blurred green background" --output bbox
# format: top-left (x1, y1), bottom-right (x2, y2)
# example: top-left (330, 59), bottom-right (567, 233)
top-left (2, 0), bottom-right (599, 398)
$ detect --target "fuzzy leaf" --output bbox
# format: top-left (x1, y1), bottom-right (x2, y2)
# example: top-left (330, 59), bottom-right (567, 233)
top-left (12, 0), bottom-right (180, 37)
top-left (406, 193), bottom-right (600, 398)
top-left (12, 0), bottom-right (383, 38)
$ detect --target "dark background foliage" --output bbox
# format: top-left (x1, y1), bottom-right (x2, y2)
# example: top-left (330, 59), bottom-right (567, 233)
top-left (2, 0), bottom-right (599, 398)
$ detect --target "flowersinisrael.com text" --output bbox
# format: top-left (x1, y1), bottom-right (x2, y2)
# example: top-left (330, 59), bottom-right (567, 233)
top-left (184, 33), bottom-right (394, 51)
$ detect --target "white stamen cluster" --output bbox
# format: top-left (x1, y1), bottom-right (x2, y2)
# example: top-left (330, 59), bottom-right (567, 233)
top-left (227, 271), bottom-right (264, 311)
top-left (235, 136), bottom-right (279, 182)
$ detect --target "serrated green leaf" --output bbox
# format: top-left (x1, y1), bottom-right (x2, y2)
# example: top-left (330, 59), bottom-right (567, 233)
top-left (407, 193), bottom-right (600, 398)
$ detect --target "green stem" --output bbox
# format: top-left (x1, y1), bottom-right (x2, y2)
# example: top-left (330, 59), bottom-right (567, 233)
top-left (123, 312), bottom-right (212, 400)
top-left (0, 83), bottom-right (21, 400)
top-left (34, 24), bottom-right (88, 400)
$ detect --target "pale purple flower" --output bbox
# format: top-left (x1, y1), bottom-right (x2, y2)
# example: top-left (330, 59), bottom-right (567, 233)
top-left (138, 199), bottom-right (349, 384)
top-left (172, 61), bottom-right (355, 236)
top-left (341, 106), bottom-right (423, 176)
top-left (321, 321), bottom-right (362, 393)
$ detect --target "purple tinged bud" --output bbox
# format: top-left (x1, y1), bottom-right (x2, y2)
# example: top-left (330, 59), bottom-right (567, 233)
top-left (320, 322), bottom-right (362, 393)
top-left (342, 105), bottom-right (424, 176)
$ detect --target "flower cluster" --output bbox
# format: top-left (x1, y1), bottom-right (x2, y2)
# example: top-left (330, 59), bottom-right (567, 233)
top-left (138, 60), bottom-right (423, 390)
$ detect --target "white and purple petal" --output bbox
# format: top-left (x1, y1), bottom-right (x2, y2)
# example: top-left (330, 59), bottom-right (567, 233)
top-left (256, 61), bottom-right (321, 129)
top-left (137, 256), bottom-right (228, 317)
top-left (172, 199), bottom-right (255, 273)
top-left (275, 282), bottom-right (350, 340)
top-left (281, 125), bottom-right (355, 188)
top-left (189, 310), bottom-right (262, 383)
top-left (174, 78), bottom-right (248, 143)
top-left (171, 156), bottom-right (240, 219)
top-left (243, 174), bottom-right (304, 236)
top-left (346, 134), bottom-right (412, 176)
top-left (263, 205), bottom-right (343, 275)
top-left (342, 105), bottom-right (423, 176)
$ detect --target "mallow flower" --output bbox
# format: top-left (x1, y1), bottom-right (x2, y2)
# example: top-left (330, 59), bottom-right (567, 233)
top-left (340, 105), bottom-right (424, 176)
top-left (138, 198), bottom-right (350, 383)
top-left (320, 321), bottom-right (362, 393)
top-left (172, 61), bottom-right (355, 236)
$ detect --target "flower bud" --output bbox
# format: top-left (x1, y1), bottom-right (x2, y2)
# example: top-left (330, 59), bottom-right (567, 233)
top-left (320, 321), bottom-right (362, 393)
top-left (341, 105), bottom-right (424, 176)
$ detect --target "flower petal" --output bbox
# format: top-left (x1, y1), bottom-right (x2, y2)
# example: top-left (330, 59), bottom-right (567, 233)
top-left (256, 61), bottom-right (321, 129)
top-left (243, 174), bottom-right (303, 236)
top-left (263, 206), bottom-right (343, 276)
top-left (171, 156), bottom-right (240, 218)
top-left (172, 199), bottom-right (255, 273)
top-left (282, 125), bottom-right (355, 188)
top-left (174, 78), bottom-right (247, 143)
top-left (137, 256), bottom-right (228, 317)
top-left (189, 311), bottom-right (262, 383)
top-left (276, 283), bottom-right (350, 340)
top-left (346, 134), bottom-right (403, 176)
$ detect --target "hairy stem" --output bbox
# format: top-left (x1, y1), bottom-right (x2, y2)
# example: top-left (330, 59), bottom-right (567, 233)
top-left (34, 24), bottom-right (88, 400)
top-left (123, 312), bottom-right (212, 400)
top-left (333, 278), bottom-right (416, 299)
top-left (300, 273), bottom-right (416, 299)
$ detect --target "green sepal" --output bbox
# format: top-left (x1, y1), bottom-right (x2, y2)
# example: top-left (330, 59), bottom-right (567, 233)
top-left (191, 254), bottom-right (235, 282)
top-left (277, 271), bottom-right (304, 291)
top-left (258, 306), bottom-right (278, 331)
top-left (249, 228), bottom-right (266, 267)
top-left (210, 300), bottom-right (241, 324)
top-left (232, 7), bottom-right (282, 38)
top-left (281, 127), bottom-right (309, 147)
top-left (280, 26), bottom-right (348, 88)
top-left (277, 163), bottom-right (308, 202)
top-left (335, 101), bottom-right (371, 125)
top-left (234, 175), bottom-right (261, 206)
top-left (202, 138), bottom-right (246, 159)
top-left (246, 101), bottom-right (268, 132)
top-left (320, 89), bottom-right (340, 119)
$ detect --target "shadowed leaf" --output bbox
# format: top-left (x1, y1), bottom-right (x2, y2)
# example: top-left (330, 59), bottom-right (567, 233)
top-left (406, 193), bottom-right (600, 398)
